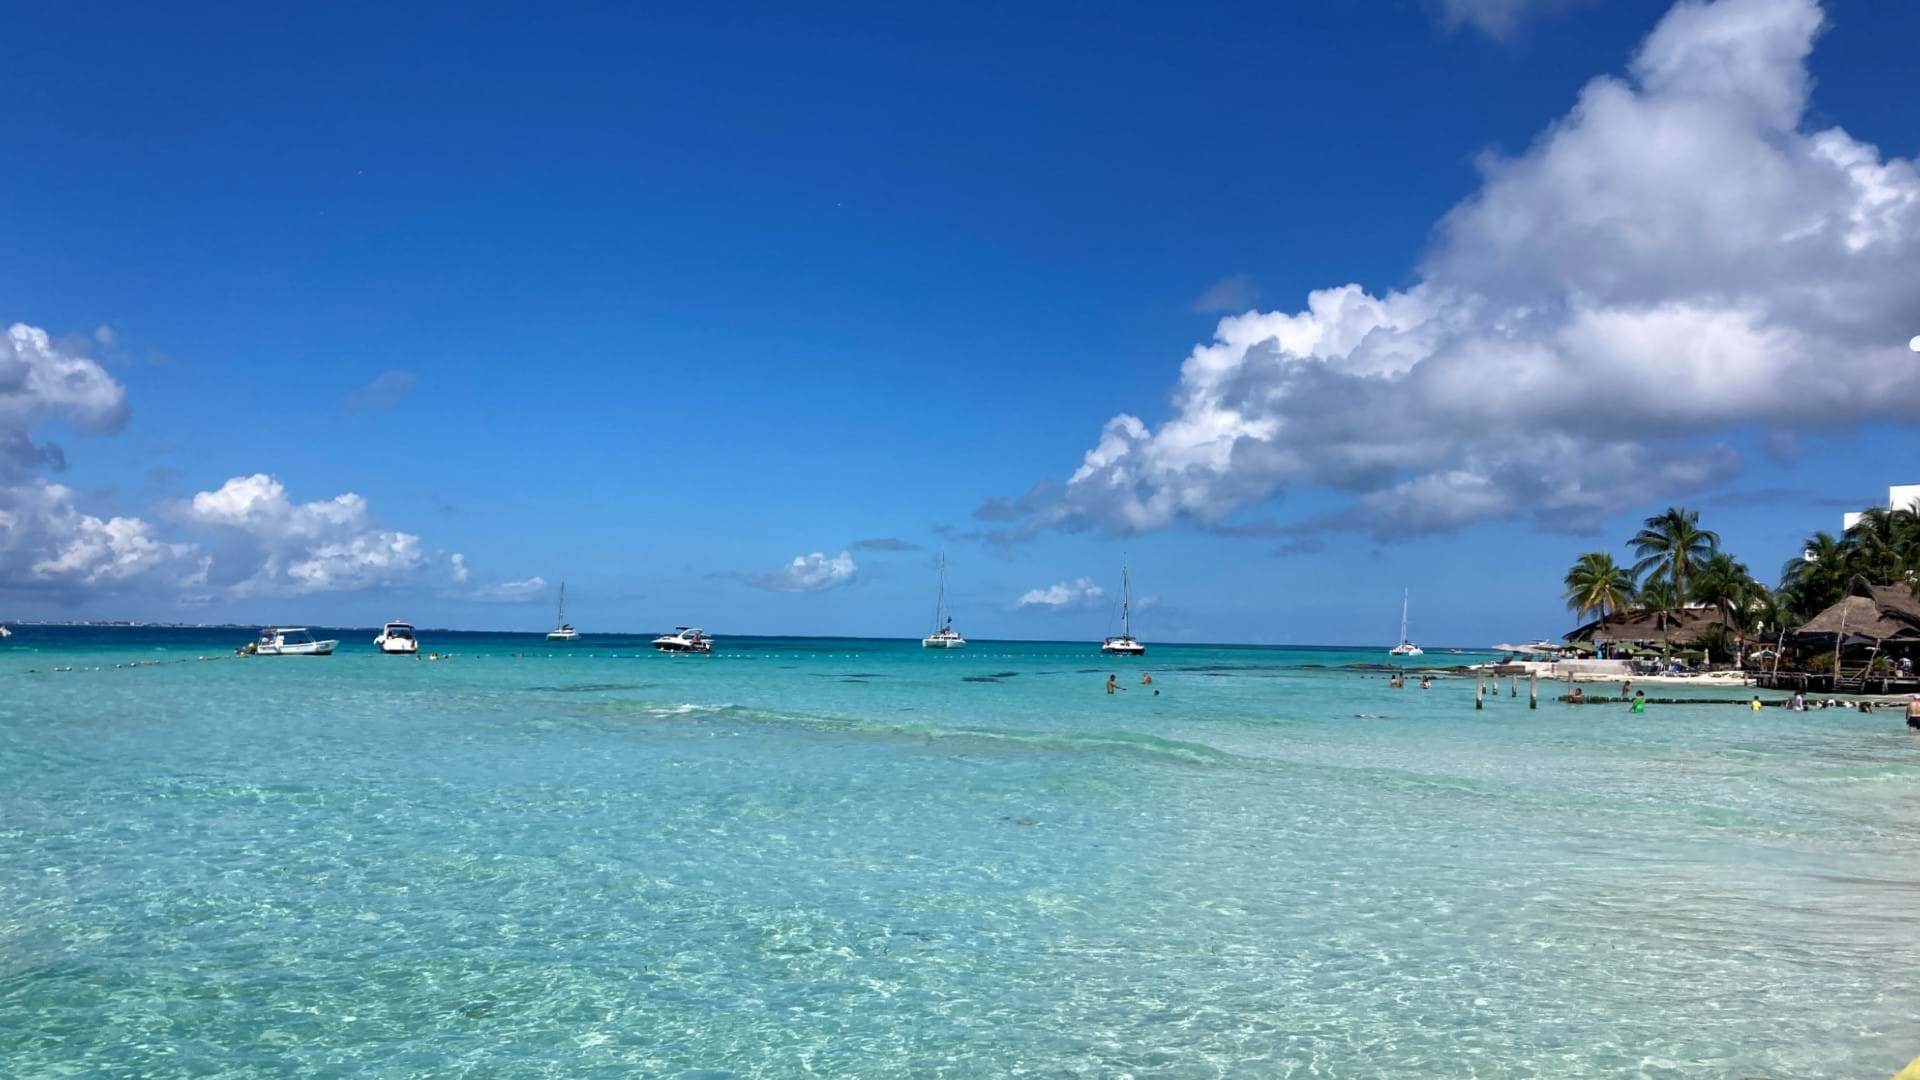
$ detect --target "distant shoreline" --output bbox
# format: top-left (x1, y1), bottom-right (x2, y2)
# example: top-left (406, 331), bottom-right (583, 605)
top-left (1, 623), bottom-right (1513, 651)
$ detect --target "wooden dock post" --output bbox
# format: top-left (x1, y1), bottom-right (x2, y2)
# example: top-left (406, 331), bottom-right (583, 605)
top-left (1529, 671), bottom-right (1538, 709)
top-left (1476, 672), bottom-right (1485, 710)
top-left (1510, 674), bottom-right (1517, 698)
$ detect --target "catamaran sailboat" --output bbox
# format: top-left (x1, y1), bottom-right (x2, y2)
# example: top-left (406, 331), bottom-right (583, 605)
top-left (546, 582), bottom-right (580, 641)
top-left (1100, 559), bottom-right (1146, 656)
top-left (374, 621), bottom-right (418, 655)
top-left (1388, 589), bottom-right (1423, 657)
top-left (921, 553), bottom-right (966, 649)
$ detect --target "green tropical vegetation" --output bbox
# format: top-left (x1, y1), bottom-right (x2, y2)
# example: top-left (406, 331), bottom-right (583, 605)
top-left (1628, 507), bottom-right (1720, 602)
top-left (1562, 501), bottom-right (1920, 642)
top-left (1561, 551), bottom-right (1635, 620)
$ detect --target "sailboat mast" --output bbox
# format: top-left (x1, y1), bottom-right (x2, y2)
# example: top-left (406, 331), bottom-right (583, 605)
top-left (557, 582), bottom-right (566, 626)
top-left (933, 554), bottom-right (946, 631)
top-left (1122, 559), bottom-right (1131, 639)
top-left (1400, 588), bottom-right (1409, 642)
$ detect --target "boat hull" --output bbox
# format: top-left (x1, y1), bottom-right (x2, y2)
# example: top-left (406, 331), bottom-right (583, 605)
top-left (257, 641), bottom-right (337, 656)
top-left (922, 635), bottom-right (967, 649)
top-left (546, 631), bottom-right (580, 642)
top-left (653, 642), bottom-right (711, 653)
top-left (1101, 639), bottom-right (1146, 656)
top-left (377, 639), bottom-right (418, 654)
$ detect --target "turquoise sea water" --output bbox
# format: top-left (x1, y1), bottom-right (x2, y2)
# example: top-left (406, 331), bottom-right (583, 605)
top-left (3, 627), bottom-right (1918, 1077)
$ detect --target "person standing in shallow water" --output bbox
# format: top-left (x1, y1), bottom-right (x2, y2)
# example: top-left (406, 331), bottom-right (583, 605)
top-left (1106, 674), bottom-right (1121, 695)
top-left (1907, 694), bottom-right (1920, 729)
top-left (1631, 690), bottom-right (1647, 714)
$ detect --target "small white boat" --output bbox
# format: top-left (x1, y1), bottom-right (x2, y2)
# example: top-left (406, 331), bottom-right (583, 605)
top-left (922, 553), bottom-right (967, 649)
top-left (547, 581), bottom-right (581, 642)
top-left (253, 627), bottom-right (337, 656)
top-left (374, 621), bottom-right (418, 655)
top-left (0, 625), bottom-right (11, 638)
top-left (653, 627), bottom-right (713, 654)
top-left (1388, 589), bottom-right (1423, 657)
top-left (1100, 558), bottom-right (1146, 656)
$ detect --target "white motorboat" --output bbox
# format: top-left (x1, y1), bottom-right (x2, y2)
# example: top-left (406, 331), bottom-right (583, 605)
top-left (252, 627), bottom-right (337, 656)
top-left (374, 621), bottom-right (418, 655)
top-left (547, 581), bottom-right (581, 642)
top-left (653, 627), bottom-right (713, 654)
top-left (0, 625), bottom-right (11, 638)
top-left (922, 553), bottom-right (966, 649)
top-left (1388, 590), bottom-right (1423, 657)
top-left (1100, 559), bottom-right (1146, 656)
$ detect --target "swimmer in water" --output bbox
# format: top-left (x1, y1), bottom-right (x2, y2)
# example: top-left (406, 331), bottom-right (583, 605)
top-left (1106, 674), bottom-right (1121, 695)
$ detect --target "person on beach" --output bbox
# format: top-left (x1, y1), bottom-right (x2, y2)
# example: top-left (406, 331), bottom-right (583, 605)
top-left (1631, 691), bottom-right (1647, 714)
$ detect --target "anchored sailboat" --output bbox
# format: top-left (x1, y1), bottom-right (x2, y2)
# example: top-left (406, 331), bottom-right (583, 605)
top-left (1100, 558), bottom-right (1146, 656)
top-left (922, 553), bottom-right (966, 648)
top-left (1388, 589), bottom-right (1423, 657)
top-left (547, 581), bottom-right (581, 641)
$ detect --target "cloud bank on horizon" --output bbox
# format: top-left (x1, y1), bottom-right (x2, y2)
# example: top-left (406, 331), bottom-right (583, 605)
top-left (0, 325), bottom-right (536, 604)
top-left (985, 0), bottom-right (1920, 544)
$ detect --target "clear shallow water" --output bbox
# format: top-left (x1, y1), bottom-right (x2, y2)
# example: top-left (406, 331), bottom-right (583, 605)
top-left (3, 627), bottom-right (1918, 1078)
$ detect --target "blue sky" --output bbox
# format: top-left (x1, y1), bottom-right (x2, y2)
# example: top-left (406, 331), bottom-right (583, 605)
top-left (2, 0), bottom-right (1918, 644)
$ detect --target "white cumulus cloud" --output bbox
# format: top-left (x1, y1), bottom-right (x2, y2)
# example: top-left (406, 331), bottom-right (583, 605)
top-left (0, 326), bottom-right (181, 592)
top-left (449, 552), bottom-right (470, 583)
top-left (1017, 577), bottom-right (1106, 611)
top-left (182, 473), bottom-right (425, 596)
top-left (750, 550), bottom-right (858, 592)
top-left (1, 480), bottom-right (194, 588)
top-left (989, 0), bottom-right (1920, 543)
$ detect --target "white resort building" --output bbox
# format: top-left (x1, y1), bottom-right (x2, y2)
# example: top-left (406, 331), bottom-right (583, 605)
top-left (1842, 484), bottom-right (1920, 533)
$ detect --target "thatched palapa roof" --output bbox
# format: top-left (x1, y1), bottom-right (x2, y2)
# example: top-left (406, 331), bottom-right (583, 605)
top-left (1565, 607), bottom-right (1734, 645)
top-left (1792, 581), bottom-right (1920, 643)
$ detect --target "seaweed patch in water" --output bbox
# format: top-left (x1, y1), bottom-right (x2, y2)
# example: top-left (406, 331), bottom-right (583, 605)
top-left (962, 676), bottom-right (1001, 683)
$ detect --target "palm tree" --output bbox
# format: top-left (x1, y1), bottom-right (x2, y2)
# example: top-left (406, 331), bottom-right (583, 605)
top-left (1690, 552), bottom-right (1765, 633)
top-left (1636, 579), bottom-right (1679, 613)
top-left (1630, 507), bottom-right (1719, 607)
top-left (1563, 551), bottom-right (1636, 620)
top-left (1778, 530), bottom-right (1858, 623)
top-left (1844, 507), bottom-right (1920, 586)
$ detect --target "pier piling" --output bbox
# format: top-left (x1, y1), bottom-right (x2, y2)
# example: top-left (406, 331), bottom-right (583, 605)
top-left (1529, 671), bottom-right (1538, 709)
